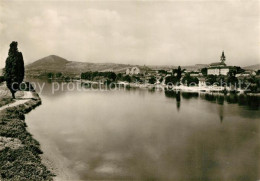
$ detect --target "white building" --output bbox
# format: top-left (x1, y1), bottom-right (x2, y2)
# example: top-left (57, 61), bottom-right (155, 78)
top-left (126, 67), bottom-right (141, 75)
top-left (207, 51), bottom-right (232, 76)
top-left (126, 68), bottom-right (130, 75)
top-left (198, 77), bottom-right (206, 87)
top-left (190, 72), bottom-right (202, 77)
top-left (236, 70), bottom-right (256, 77)
top-left (207, 66), bottom-right (230, 76)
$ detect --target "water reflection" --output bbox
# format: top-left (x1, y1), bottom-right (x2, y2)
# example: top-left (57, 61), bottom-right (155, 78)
top-left (165, 91), bottom-right (260, 111)
top-left (176, 92), bottom-right (181, 111)
top-left (28, 78), bottom-right (259, 112)
top-left (165, 91), bottom-right (181, 111)
top-left (25, 80), bottom-right (260, 181)
top-left (182, 92), bottom-right (199, 100)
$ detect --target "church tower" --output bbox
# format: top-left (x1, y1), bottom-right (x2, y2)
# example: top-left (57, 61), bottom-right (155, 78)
top-left (220, 51), bottom-right (226, 63)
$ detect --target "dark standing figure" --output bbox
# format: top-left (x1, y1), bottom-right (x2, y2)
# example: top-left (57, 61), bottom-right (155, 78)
top-left (4, 41), bottom-right (24, 99)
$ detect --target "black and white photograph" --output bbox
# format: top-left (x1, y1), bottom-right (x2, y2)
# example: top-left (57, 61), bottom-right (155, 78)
top-left (0, 0), bottom-right (259, 180)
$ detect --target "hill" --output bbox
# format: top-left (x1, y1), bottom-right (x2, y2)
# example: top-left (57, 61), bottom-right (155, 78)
top-left (26, 55), bottom-right (69, 71)
top-left (25, 55), bottom-right (132, 77)
top-left (243, 64), bottom-right (260, 71)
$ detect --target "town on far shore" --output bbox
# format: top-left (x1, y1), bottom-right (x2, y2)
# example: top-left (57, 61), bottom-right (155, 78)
top-left (26, 51), bottom-right (260, 94)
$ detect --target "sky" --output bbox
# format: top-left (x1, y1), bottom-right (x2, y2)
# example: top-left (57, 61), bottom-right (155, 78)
top-left (0, 0), bottom-right (259, 68)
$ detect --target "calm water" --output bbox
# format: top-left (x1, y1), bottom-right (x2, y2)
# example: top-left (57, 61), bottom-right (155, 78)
top-left (26, 80), bottom-right (260, 181)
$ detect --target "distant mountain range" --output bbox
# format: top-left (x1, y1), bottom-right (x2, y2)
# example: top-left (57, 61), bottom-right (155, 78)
top-left (25, 55), bottom-right (259, 77)
top-left (25, 55), bottom-right (133, 77)
top-left (243, 64), bottom-right (260, 71)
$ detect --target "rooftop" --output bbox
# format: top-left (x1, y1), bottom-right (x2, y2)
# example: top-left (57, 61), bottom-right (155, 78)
top-left (209, 62), bottom-right (226, 67)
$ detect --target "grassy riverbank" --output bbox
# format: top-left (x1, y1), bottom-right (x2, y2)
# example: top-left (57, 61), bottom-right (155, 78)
top-left (0, 85), bottom-right (54, 180)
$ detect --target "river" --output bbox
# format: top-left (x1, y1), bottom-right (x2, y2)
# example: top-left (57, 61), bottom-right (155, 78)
top-left (25, 79), bottom-right (260, 180)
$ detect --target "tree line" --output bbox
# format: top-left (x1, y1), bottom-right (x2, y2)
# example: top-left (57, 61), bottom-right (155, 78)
top-left (81, 71), bottom-right (117, 81)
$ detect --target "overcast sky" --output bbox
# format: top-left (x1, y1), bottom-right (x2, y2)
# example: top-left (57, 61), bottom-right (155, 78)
top-left (0, 0), bottom-right (259, 68)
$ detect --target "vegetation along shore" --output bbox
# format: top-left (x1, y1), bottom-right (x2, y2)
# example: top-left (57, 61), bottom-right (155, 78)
top-left (0, 83), bottom-right (54, 180)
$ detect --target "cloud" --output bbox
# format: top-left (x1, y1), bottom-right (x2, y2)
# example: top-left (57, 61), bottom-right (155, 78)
top-left (0, 0), bottom-right (259, 68)
top-left (28, 9), bottom-right (67, 28)
top-left (85, 9), bottom-right (121, 26)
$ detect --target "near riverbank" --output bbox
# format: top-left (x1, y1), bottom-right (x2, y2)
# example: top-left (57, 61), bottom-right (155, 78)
top-left (0, 83), bottom-right (54, 180)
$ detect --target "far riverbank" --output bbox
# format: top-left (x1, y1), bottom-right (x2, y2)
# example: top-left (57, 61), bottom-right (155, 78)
top-left (80, 80), bottom-right (260, 95)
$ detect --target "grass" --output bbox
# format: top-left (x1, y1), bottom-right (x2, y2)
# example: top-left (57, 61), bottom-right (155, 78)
top-left (0, 90), bottom-right (54, 180)
top-left (0, 97), bottom-right (14, 107)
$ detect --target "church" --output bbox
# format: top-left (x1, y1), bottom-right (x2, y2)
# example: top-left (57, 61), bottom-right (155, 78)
top-left (207, 51), bottom-right (231, 76)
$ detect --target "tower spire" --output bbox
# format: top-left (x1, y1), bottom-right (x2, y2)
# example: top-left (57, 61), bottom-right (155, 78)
top-left (220, 51), bottom-right (225, 63)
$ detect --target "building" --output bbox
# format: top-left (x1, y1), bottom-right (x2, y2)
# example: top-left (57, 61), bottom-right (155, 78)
top-left (190, 72), bottom-right (202, 77)
top-left (198, 77), bottom-right (206, 87)
top-left (207, 51), bottom-right (231, 76)
top-left (236, 70), bottom-right (256, 77)
top-left (126, 68), bottom-right (130, 75)
top-left (207, 66), bottom-right (230, 76)
top-left (126, 67), bottom-right (141, 75)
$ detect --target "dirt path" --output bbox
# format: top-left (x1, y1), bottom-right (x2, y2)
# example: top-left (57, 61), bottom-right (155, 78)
top-left (0, 91), bottom-right (33, 111)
